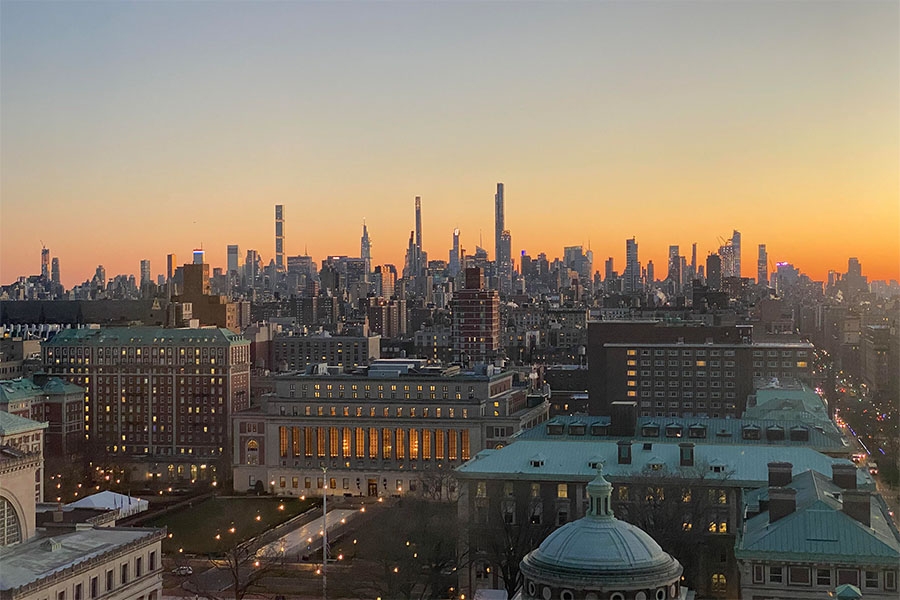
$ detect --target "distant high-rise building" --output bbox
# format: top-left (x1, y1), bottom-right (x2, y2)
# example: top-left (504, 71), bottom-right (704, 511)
top-left (706, 253), bottom-right (722, 290)
top-left (731, 230), bottom-right (741, 278)
top-left (494, 182), bottom-right (504, 269)
top-left (227, 245), bottom-right (240, 275)
top-left (167, 254), bottom-right (177, 282)
top-left (757, 244), bottom-right (768, 286)
top-left (192, 249), bottom-right (205, 265)
top-left (690, 243), bottom-right (697, 278)
top-left (449, 228), bottom-right (461, 277)
top-left (667, 245), bottom-right (681, 293)
top-left (604, 257), bottom-right (614, 281)
top-left (41, 247), bottom-right (50, 280)
top-left (275, 204), bottom-right (285, 272)
top-left (415, 196), bottom-right (423, 274)
top-left (140, 259), bottom-right (151, 288)
top-left (360, 221), bottom-right (372, 278)
top-left (245, 250), bottom-right (260, 286)
top-left (50, 257), bottom-right (60, 285)
top-left (646, 260), bottom-right (654, 287)
top-left (451, 267), bottom-right (500, 365)
top-left (848, 257), bottom-right (862, 278)
top-left (94, 265), bottom-right (106, 288)
top-left (623, 237), bottom-right (641, 293)
top-left (498, 230), bottom-right (512, 294)
top-left (718, 243), bottom-right (734, 278)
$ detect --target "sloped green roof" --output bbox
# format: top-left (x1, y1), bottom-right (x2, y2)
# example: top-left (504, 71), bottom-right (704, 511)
top-left (45, 327), bottom-right (247, 346)
top-left (0, 379), bottom-right (43, 403)
top-left (737, 469), bottom-right (900, 565)
top-left (0, 411), bottom-right (47, 435)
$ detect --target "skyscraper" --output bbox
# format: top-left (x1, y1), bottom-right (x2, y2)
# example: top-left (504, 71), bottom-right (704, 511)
top-left (193, 249), bottom-right (205, 265)
top-left (498, 230), bottom-right (512, 294)
top-left (623, 237), bottom-right (641, 293)
top-left (41, 246), bottom-right (50, 280)
top-left (667, 245), bottom-right (681, 293)
top-left (275, 204), bottom-right (285, 272)
top-left (494, 182), bottom-right (504, 267)
top-left (415, 196), bottom-right (423, 272)
top-left (757, 244), bottom-right (768, 286)
top-left (51, 258), bottom-right (60, 285)
top-left (167, 254), bottom-right (177, 282)
top-left (140, 259), bottom-right (151, 288)
top-left (449, 228), bottom-right (461, 277)
top-left (360, 220), bottom-right (372, 278)
top-left (227, 245), bottom-right (240, 274)
top-left (731, 230), bottom-right (741, 278)
top-left (451, 267), bottom-right (500, 366)
top-left (706, 253), bottom-right (722, 290)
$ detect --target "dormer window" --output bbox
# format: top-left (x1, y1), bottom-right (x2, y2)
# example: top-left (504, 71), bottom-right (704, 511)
top-left (547, 422), bottom-right (564, 435)
top-left (530, 454), bottom-right (546, 468)
top-left (665, 424), bottom-right (683, 438)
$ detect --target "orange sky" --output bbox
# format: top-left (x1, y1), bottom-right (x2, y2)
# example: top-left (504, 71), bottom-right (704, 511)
top-left (2, 1), bottom-right (898, 288)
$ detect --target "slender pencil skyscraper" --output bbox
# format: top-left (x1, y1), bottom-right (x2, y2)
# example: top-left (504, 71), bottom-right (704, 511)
top-left (414, 196), bottom-right (423, 277)
top-left (360, 220), bottom-right (372, 278)
top-left (275, 204), bottom-right (285, 272)
top-left (494, 183), bottom-right (504, 267)
top-left (731, 229), bottom-right (741, 278)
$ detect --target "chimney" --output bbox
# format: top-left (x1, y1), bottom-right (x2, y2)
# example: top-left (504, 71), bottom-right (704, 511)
top-left (767, 462), bottom-right (793, 487)
top-left (617, 440), bottom-right (632, 465)
top-left (679, 442), bottom-right (695, 467)
top-left (610, 401), bottom-right (637, 437)
top-left (768, 487), bottom-right (797, 523)
top-left (842, 490), bottom-right (871, 527)
top-left (52, 502), bottom-right (63, 523)
top-left (831, 463), bottom-right (858, 490)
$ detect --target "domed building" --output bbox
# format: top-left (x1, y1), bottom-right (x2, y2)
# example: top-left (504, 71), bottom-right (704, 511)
top-left (519, 467), bottom-right (688, 600)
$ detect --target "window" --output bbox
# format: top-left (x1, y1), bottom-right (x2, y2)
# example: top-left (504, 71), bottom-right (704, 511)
top-left (816, 569), bottom-right (831, 586)
top-left (711, 573), bottom-right (726, 593)
top-left (90, 577), bottom-right (98, 599)
top-left (837, 569), bottom-right (859, 586)
top-left (75, 584), bottom-right (82, 600)
top-left (58, 591), bottom-right (66, 600)
top-left (789, 566), bottom-right (811, 586)
top-left (557, 508), bottom-right (568, 525)
top-left (886, 571), bottom-right (896, 591)
top-left (135, 556), bottom-right (143, 577)
top-left (865, 571), bottom-right (879, 589)
top-left (753, 565), bottom-right (764, 584)
top-left (121, 563), bottom-right (128, 585)
top-left (149, 551), bottom-right (156, 571)
top-left (557, 483), bottom-right (568, 498)
top-left (769, 566), bottom-right (783, 583)
top-left (106, 570), bottom-right (114, 591)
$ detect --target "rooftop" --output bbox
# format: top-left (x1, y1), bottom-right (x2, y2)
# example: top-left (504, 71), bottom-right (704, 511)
top-left (0, 411), bottom-right (47, 436)
top-left (737, 470), bottom-right (900, 564)
top-left (0, 527), bottom-right (164, 592)
top-left (516, 415), bottom-right (848, 453)
top-left (455, 439), bottom-right (871, 489)
top-left (44, 327), bottom-right (247, 346)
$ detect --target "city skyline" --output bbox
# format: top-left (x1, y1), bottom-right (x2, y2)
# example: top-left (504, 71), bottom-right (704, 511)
top-left (2, 1), bottom-right (898, 287)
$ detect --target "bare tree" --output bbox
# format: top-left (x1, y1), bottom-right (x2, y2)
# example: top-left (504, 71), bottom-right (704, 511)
top-left (191, 540), bottom-right (279, 600)
top-left (613, 461), bottom-right (737, 591)
top-left (354, 498), bottom-right (461, 600)
top-left (472, 492), bottom-right (553, 599)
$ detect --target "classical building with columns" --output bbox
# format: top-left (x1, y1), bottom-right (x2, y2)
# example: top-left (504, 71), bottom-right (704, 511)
top-left (232, 359), bottom-right (549, 498)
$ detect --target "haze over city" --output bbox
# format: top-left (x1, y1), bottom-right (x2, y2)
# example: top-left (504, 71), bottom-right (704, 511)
top-left (2, 1), bottom-right (898, 288)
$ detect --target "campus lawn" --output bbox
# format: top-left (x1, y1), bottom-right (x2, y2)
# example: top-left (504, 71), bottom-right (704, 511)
top-left (148, 496), bottom-right (317, 555)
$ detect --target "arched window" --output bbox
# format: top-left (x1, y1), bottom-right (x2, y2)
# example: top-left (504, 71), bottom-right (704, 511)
top-left (711, 573), bottom-right (727, 593)
top-left (0, 497), bottom-right (22, 546)
top-left (246, 439), bottom-right (259, 465)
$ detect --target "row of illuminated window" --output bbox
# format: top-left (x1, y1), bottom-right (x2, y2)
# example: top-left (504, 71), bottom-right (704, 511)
top-left (627, 360), bottom-right (734, 368)
top-left (273, 426), bottom-right (470, 462)
top-left (278, 405), bottom-right (469, 419)
top-left (627, 349), bottom-right (738, 357)
top-left (752, 564), bottom-right (896, 591)
top-left (106, 444), bottom-right (221, 455)
top-left (628, 379), bottom-right (737, 387)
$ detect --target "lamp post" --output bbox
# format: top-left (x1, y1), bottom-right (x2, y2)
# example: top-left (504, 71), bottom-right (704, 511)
top-left (321, 465), bottom-right (328, 600)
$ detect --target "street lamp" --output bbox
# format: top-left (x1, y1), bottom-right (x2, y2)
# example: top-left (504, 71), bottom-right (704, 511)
top-left (321, 465), bottom-right (328, 600)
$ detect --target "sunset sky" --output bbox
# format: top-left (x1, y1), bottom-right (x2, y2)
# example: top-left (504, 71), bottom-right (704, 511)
top-left (2, 1), bottom-right (898, 289)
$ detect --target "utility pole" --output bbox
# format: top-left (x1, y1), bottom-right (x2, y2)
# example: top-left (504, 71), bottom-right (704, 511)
top-left (321, 465), bottom-right (328, 600)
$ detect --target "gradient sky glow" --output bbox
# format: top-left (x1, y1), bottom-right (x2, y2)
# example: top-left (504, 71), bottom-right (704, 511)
top-left (2, 1), bottom-right (898, 289)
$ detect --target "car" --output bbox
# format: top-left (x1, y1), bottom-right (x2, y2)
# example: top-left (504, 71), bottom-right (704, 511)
top-left (172, 566), bottom-right (193, 576)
